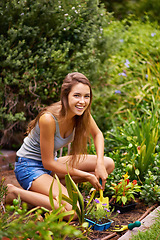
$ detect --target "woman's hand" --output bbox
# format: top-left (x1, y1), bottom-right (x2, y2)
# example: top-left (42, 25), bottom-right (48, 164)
top-left (86, 173), bottom-right (102, 190)
top-left (95, 164), bottom-right (108, 190)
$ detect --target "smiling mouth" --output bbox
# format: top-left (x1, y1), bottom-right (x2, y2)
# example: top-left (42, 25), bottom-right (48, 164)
top-left (76, 105), bottom-right (85, 110)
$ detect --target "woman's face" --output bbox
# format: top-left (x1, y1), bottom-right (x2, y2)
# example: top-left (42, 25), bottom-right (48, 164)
top-left (67, 83), bottom-right (91, 117)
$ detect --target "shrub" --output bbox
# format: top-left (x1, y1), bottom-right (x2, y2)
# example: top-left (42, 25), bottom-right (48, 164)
top-left (0, 0), bottom-right (112, 148)
top-left (100, 0), bottom-right (160, 23)
top-left (106, 107), bottom-right (159, 180)
top-left (95, 17), bottom-right (160, 133)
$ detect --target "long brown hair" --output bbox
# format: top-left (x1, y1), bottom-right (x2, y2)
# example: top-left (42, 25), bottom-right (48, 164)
top-left (27, 72), bottom-right (92, 167)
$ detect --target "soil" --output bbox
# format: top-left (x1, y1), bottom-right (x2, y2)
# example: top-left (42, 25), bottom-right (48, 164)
top-left (1, 169), bottom-right (157, 240)
top-left (70, 198), bottom-right (151, 240)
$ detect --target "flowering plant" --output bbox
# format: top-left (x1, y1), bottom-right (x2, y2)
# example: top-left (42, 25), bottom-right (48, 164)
top-left (85, 198), bottom-right (119, 224)
top-left (110, 173), bottom-right (141, 206)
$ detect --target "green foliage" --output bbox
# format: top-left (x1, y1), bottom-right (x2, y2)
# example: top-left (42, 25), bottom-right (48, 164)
top-left (100, 0), bottom-right (160, 23)
top-left (106, 108), bottom-right (159, 180)
top-left (130, 210), bottom-right (160, 240)
top-left (0, 177), bottom-right (86, 239)
top-left (1, 206), bottom-right (85, 239)
top-left (92, 17), bottom-right (160, 132)
top-left (0, 0), bottom-right (112, 148)
top-left (86, 199), bottom-right (115, 224)
top-left (100, 0), bottom-right (135, 19)
top-left (62, 173), bottom-right (85, 225)
top-left (131, 0), bottom-right (160, 23)
top-left (109, 173), bottom-right (141, 206)
top-left (140, 162), bottom-right (160, 204)
top-left (106, 17), bottom-right (160, 113)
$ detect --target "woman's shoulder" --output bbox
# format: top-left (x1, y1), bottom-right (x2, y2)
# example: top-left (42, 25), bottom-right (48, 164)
top-left (39, 113), bottom-right (56, 127)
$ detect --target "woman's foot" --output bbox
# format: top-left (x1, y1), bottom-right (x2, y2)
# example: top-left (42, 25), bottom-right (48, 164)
top-left (5, 184), bottom-right (18, 204)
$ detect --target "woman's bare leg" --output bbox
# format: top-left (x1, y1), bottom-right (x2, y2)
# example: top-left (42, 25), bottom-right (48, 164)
top-left (6, 174), bottom-right (77, 220)
top-left (30, 174), bottom-right (73, 212)
top-left (6, 184), bottom-right (54, 210)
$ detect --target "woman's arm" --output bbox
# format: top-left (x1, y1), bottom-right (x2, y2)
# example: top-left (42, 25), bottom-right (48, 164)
top-left (89, 115), bottom-right (108, 190)
top-left (39, 113), bottom-right (102, 190)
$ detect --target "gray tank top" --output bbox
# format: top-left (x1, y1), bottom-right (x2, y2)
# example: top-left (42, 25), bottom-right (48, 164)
top-left (16, 114), bottom-right (75, 161)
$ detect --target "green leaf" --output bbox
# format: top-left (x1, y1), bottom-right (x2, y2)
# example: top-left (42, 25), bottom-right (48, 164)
top-left (64, 173), bottom-right (85, 224)
top-left (55, 174), bottom-right (62, 207)
top-left (65, 174), bottom-right (73, 200)
top-left (72, 190), bottom-right (79, 210)
top-left (62, 194), bottom-right (73, 205)
top-left (49, 178), bottom-right (55, 211)
top-left (122, 196), bottom-right (127, 205)
top-left (135, 169), bottom-right (140, 176)
top-left (86, 189), bottom-right (96, 208)
top-left (67, 173), bottom-right (85, 223)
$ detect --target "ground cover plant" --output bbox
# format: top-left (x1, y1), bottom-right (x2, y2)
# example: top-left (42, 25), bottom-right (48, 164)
top-left (130, 210), bottom-right (160, 240)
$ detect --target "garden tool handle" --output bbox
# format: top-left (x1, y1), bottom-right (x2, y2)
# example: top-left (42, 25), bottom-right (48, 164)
top-left (99, 189), bottom-right (103, 202)
top-left (99, 178), bottom-right (103, 202)
top-left (99, 178), bottom-right (102, 185)
top-left (128, 221), bottom-right (141, 230)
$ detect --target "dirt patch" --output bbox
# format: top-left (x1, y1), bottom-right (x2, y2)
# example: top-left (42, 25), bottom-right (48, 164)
top-left (69, 199), bottom-right (150, 240)
top-left (1, 169), bottom-right (21, 188)
top-left (1, 169), bottom-right (155, 240)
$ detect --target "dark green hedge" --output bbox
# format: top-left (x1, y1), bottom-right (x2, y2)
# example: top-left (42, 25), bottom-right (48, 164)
top-left (100, 0), bottom-right (160, 23)
top-left (0, 0), bottom-right (112, 149)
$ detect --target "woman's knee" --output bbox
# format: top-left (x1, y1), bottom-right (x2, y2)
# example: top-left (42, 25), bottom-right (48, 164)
top-left (104, 157), bottom-right (115, 174)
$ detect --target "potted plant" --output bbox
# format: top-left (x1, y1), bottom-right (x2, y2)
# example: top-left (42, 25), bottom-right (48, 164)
top-left (61, 173), bottom-right (118, 231)
top-left (109, 173), bottom-right (141, 213)
top-left (85, 197), bottom-right (119, 231)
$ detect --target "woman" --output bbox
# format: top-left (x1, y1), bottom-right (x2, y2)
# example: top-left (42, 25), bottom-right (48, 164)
top-left (6, 72), bottom-right (114, 219)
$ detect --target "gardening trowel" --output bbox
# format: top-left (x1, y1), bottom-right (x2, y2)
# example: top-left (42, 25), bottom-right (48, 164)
top-left (112, 221), bottom-right (141, 232)
top-left (96, 179), bottom-right (109, 210)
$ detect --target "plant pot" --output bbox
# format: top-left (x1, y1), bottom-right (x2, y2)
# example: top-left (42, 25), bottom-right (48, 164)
top-left (110, 202), bottom-right (137, 213)
top-left (85, 218), bottom-right (113, 231)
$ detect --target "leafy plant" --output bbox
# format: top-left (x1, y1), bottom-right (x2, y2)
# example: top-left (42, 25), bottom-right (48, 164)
top-left (106, 108), bottom-right (159, 180)
top-left (62, 173), bottom-right (86, 225)
top-left (85, 198), bottom-right (119, 224)
top-left (140, 167), bottom-right (160, 205)
top-left (0, 176), bottom-right (86, 239)
top-left (101, 17), bottom-right (160, 132)
top-left (109, 173), bottom-right (141, 206)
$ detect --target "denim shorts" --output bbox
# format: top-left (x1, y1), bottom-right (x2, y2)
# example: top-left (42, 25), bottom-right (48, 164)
top-left (14, 157), bottom-right (53, 190)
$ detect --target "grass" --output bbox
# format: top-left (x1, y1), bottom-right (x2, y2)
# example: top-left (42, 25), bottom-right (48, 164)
top-left (130, 210), bottom-right (160, 240)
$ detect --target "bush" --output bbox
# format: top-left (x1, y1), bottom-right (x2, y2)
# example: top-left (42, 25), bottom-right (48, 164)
top-left (94, 17), bottom-right (160, 133)
top-left (100, 0), bottom-right (160, 23)
top-left (0, 0), bottom-right (112, 148)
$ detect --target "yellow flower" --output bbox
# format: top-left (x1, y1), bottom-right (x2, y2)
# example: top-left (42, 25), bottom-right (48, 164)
top-left (123, 172), bottom-right (128, 180)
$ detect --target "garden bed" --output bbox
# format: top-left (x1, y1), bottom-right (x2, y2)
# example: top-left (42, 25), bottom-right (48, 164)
top-left (1, 169), bottom-right (157, 240)
top-left (69, 198), bottom-right (152, 240)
